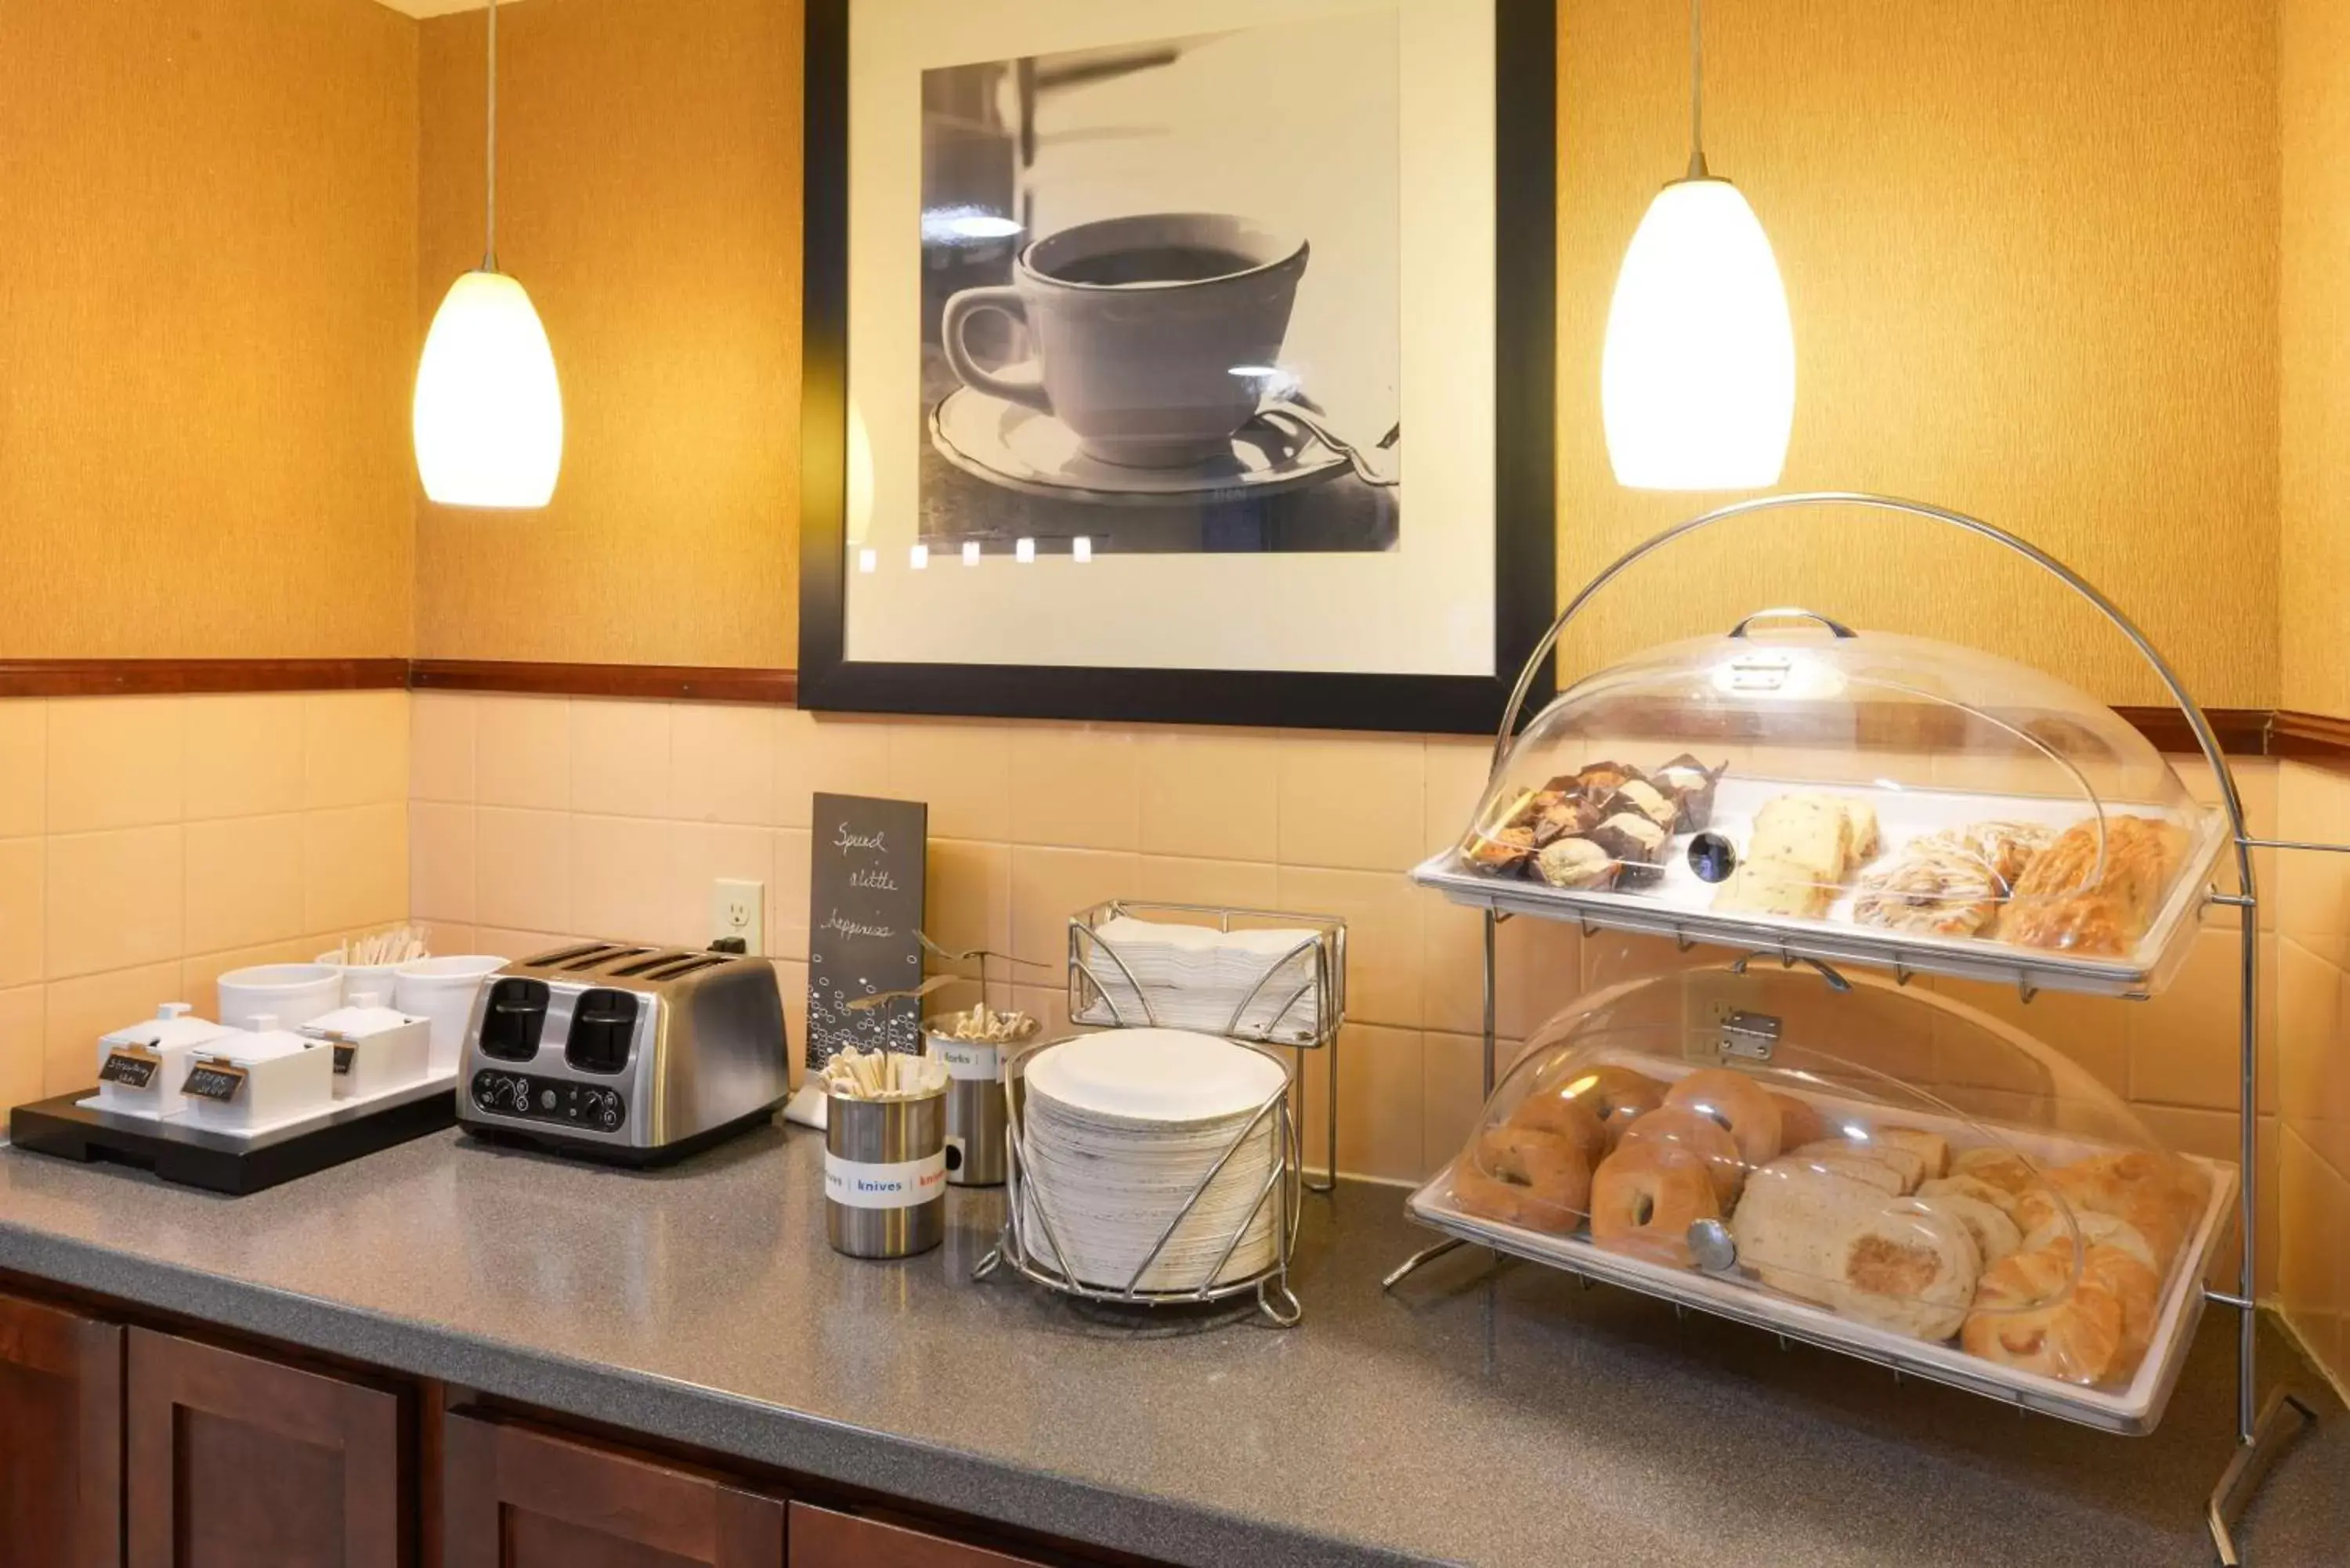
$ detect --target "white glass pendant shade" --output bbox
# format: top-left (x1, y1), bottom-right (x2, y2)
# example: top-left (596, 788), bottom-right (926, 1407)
top-left (413, 269), bottom-right (565, 508)
top-left (1601, 177), bottom-right (1795, 490)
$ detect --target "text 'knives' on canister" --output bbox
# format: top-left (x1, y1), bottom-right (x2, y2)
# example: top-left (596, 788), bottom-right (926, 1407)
top-left (824, 1086), bottom-right (948, 1259)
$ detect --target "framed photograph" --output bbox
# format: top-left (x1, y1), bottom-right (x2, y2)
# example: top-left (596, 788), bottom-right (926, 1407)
top-left (799, 0), bottom-right (1555, 733)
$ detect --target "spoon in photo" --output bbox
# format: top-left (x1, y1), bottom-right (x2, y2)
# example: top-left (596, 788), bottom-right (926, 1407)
top-left (1258, 401), bottom-right (1401, 488)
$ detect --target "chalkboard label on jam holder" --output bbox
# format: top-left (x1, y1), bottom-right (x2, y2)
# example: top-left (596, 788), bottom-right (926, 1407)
top-left (98, 1047), bottom-right (161, 1089)
top-left (182, 1059), bottom-right (249, 1104)
top-left (806, 793), bottom-right (929, 1070)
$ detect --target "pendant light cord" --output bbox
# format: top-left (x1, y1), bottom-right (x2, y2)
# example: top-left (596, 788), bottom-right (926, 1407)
top-left (1687, 0), bottom-right (1709, 180)
top-left (484, 0), bottom-right (499, 271)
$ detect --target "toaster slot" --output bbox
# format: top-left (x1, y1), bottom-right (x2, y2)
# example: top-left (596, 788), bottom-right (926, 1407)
top-left (607, 950), bottom-right (695, 979)
top-left (524, 942), bottom-right (621, 970)
top-left (479, 978), bottom-right (551, 1061)
top-left (565, 989), bottom-right (639, 1074)
top-left (566, 946), bottom-right (649, 972)
top-left (641, 954), bottom-right (731, 983)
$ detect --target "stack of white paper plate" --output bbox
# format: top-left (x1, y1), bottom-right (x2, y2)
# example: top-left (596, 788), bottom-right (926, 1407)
top-left (1018, 1029), bottom-right (1288, 1292)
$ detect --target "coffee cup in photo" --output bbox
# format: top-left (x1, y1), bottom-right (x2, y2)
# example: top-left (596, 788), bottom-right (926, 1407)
top-left (940, 212), bottom-right (1308, 468)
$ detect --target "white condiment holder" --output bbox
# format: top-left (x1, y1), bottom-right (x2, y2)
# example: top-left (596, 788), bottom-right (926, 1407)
top-left (180, 1014), bottom-right (337, 1134)
top-left (93, 1003), bottom-right (240, 1120)
top-left (298, 992), bottom-right (432, 1100)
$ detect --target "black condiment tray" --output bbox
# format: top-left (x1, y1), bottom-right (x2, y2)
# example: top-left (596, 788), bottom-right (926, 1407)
top-left (7, 1082), bottom-right (457, 1196)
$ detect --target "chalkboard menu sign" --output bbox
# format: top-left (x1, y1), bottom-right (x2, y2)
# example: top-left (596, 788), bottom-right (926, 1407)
top-left (805, 793), bottom-right (929, 1069)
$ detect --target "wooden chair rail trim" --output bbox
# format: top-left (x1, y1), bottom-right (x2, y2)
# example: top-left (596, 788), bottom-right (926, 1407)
top-left (3, 659), bottom-right (2348, 764)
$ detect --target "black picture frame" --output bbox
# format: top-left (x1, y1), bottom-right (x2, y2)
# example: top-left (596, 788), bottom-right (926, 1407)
top-left (797, 0), bottom-right (1556, 735)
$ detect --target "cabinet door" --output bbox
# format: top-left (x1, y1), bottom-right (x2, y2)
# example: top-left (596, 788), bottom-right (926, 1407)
top-left (787, 1505), bottom-right (1043, 1568)
top-left (442, 1412), bottom-right (783, 1568)
top-left (126, 1328), bottom-right (409, 1568)
top-left (0, 1289), bottom-right (123, 1568)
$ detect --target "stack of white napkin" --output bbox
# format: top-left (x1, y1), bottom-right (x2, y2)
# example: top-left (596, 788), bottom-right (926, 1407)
top-left (1074, 916), bottom-right (1324, 1042)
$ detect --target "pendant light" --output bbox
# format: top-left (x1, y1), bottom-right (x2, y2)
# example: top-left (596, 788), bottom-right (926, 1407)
top-left (1600, 0), bottom-right (1795, 490)
top-left (413, 0), bottom-right (564, 508)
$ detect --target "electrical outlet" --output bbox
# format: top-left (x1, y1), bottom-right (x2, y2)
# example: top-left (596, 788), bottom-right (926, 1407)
top-left (712, 879), bottom-right (765, 955)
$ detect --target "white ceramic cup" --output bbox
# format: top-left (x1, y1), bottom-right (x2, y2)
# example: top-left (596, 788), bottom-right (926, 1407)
top-left (941, 212), bottom-right (1308, 468)
top-left (319, 954), bottom-right (405, 1009)
top-left (215, 964), bottom-right (343, 1031)
top-left (394, 956), bottom-right (507, 1073)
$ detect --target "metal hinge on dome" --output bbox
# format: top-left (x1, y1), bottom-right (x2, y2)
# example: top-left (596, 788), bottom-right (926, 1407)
top-left (1717, 1009), bottom-right (1779, 1062)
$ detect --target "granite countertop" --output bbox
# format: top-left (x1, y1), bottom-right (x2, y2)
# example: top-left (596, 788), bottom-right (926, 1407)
top-left (0, 1125), bottom-right (2341, 1567)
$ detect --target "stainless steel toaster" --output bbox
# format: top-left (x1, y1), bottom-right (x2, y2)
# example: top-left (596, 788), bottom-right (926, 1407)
top-left (456, 941), bottom-right (789, 1162)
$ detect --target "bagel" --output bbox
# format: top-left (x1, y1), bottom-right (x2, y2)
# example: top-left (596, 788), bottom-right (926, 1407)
top-left (1517, 1064), bottom-right (1666, 1152)
top-left (1769, 1091), bottom-right (1830, 1151)
top-left (1450, 1125), bottom-right (1592, 1235)
top-left (1664, 1068), bottom-right (1784, 1167)
top-left (1589, 1144), bottom-right (1720, 1268)
top-left (1503, 1078), bottom-right (1610, 1164)
top-left (1618, 1106), bottom-right (1747, 1205)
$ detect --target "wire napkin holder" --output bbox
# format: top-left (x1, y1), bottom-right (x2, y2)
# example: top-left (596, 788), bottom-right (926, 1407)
top-left (974, 1034), bottom-right (1304, 1327)
top-left (1065, 899), bottom-right (1347, 1190)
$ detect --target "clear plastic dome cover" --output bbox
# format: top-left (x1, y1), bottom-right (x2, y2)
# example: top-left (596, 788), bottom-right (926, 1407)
top-left (1420, 963), bottom-right (2232, 1419)
top-left (1440, 616), bottom-right (2226, 995)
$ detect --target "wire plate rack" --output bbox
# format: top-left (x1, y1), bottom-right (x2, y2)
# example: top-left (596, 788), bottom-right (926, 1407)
top-left (974, 1034), bottom-right (1303, 1326)
top-left (1066, 899), bottom-right (1347, 1191)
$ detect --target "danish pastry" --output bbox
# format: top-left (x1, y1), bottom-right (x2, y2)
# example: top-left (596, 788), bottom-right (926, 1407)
top-left (1998, 815), bottom-right (2189, 956)
top-left (1853, 822), bottom-right (2054, 938)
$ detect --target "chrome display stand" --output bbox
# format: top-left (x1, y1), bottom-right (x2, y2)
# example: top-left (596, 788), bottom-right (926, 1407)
top-left (1067, 899), bottom-right (1348, 1193)
top-left (974, 1034), bottom-right (1304, 1327)
top-left (1379, 492), bottom-right (2324, 1565)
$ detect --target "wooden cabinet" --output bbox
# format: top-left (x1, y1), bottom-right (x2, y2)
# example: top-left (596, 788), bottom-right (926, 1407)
top-left (788, 1505), bottom-right (1043, 1568)
top-left (441, 1411), bottom-right (784, 1567)
top-left (126, 1328), bottom-right (410, 1568)
top-left (0, 1282), bottom-right (1130, 1568)
top-left (0, 1288), bottom-right (123, 1568)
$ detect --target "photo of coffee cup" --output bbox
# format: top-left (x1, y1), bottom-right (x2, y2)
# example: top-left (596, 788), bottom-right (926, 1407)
top-left (940, 213), bottom-right (1309, 469)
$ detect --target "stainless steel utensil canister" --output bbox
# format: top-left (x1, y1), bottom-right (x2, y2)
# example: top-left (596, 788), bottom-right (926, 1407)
top-left (825, 1087), bottom-right (947, 1259)
top-left (925, 1029), bottom-right (1007, 1187)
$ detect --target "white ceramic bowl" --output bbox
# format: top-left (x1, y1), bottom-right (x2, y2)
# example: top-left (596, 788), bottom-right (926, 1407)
top-left (394, 955), bottom-right (507, 1072)
top-left (215, 964), bottom-right (342, 1031)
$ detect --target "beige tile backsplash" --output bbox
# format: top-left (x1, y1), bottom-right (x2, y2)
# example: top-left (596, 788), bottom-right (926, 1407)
top-left (2277, 758), bottom-right (2350, 1389)
top-left (0, 691), bottom-right (414, 1099)
top-left (0, 688), bottom-right (2338, 1363)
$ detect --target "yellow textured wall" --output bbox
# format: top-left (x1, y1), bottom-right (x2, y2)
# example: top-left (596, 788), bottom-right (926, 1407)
top-left (404, 0), bottom-right (2283, 708)
top-left (2282, 0), bottom-right (2350, 720)
top-left (0, 0), bottom-right (418, 659)
top-left (413, 0), bottom-right (803, 667)
top-left (1556, 0), bottom-right (2279, 708)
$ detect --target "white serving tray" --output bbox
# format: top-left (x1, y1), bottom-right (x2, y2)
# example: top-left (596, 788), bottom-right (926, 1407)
top-left (77, 1068), bottom-right (457, 1141)
top-left (1414, 777), bottom-right (2229, 999)
top-left (1405, 1066), bottom-right (2237, 1436)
